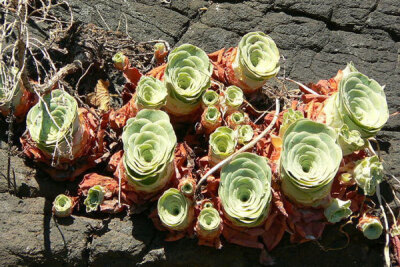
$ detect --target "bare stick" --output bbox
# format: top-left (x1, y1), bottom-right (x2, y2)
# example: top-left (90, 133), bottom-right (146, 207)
top-left (368, 141), bottom-right (390, 267)
top-left (278, 77), bottom-right (319, 96)
top-left (195, 98), bottom-right (280, 196)
top-left (36, 61), bottom-right (81, 94)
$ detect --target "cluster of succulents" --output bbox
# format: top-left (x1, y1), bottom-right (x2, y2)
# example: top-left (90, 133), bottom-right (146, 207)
top-left (2, 31), bottom-right (390, 261)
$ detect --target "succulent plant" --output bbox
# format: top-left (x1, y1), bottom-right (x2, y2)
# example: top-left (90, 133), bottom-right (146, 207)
top-left (280, 119), bottom-right (342, 206)
top-left (52, 194), bottom-right (74, 217)
top-left (135, 76), bottom-right (168, 110)
top-left (197, 206), bottom-right (222, 237)
top-left (112, 52), bottom-right (128, 70)
top-left (164, 44), bottom-right (213, 116)
top-left (279, 108), bottom-right (304, 137)
top-left (201, 106), bottom-right (222, 134)
top-left (324, 198), bottom-right (352, 223)
top-left (232, 32), bottom-right (280, 91)
top-left (26, 89), bottom-right (80, 158)
top-left (121, 109), bottom-right (177, 193)
top-left (358, 214), bottom-right (383, 240)
top-left (202, 90), bottom-right (219, 108)
top-left (219, 152), bottom-right (272, 227)
top-left (209, 126), bottom-right (237, 165)
top-left (325, 64), bottom-right (389, 138)
top-left (224, 85), bottom-right (243, 112)
top-left (237, 125), bottom-right (254, 145)
top-left (337, 124), bottom-right (365, 156)
top-left (83, 185), bottom-right (105, 212)
top-left (227, 111), bottom-right (247, 128)
top-left (157, 188), bottom-right (194, 231)
top-left (353, 155), bottom-right (383, 196)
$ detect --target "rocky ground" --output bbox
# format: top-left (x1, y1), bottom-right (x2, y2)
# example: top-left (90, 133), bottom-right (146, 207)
top-left (0, 0), bottom-right (399, 266)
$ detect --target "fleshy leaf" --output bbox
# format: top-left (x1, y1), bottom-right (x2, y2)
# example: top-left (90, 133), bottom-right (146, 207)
top-left (324, 198), bottom-right (352, 223)
top-left (353, 155), bottom-right (383, 196)
top-left (83, 185), bottom-right (105, 213)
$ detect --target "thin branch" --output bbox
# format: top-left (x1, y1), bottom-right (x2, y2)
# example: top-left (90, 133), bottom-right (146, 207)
top-left (278, 77), bottom-right (319, 96)
top-left (36, 61), bottom-right (81, 94)
top-left (195, 98), bottom-right (280, 197)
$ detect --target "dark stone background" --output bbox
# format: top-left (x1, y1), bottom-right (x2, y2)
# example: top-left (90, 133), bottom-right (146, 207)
top-left (0, 0), bottom-right (399, 266)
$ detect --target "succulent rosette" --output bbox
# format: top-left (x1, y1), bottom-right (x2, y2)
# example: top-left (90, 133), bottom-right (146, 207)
top-left (26, 89), bottom-right (80, 159)
top-left (324, 64), bottom-right (389, 138)
top-left (237, 125), bottom-right (254, 145)
top-left (227, 111), bottom-right (247, 129)
top-left (52, 194), bottom-right (74, 218)
top-left (121, 109), bottom-right (177, 193)
top-left (280, 119), bottom-right (342, 206)
top-left (83, 185), bottom-right (105, 212)
top-left (209, 126), bottom-right (237, 165)
top-left (358, 214), bottom-right (383, 240)
top-left (196, 206), bottom-right (222, 242)
top-left (337, 124), bottom-right (365, 156)
top-left (232, 32), bottom-right (280, 92)
top-left (201, 106), bottom-right (222, 134)
top-left (164, 44), bottom-right (213, 117)
top-left (324, 198), bottom-right (352, 223)
top-left (353, 155), bottom-right (383, 196)
top-left (224, 85), bottom-right (243, 113)
top-left (202, 90), bottom-right (219, 108)
top-left (279, 108), bottom-right (304, 137)
top-left (135, 76), bottom-right (168, 110)
top-left (219, 152), bottom-right (272, 227)
top-left (157, 188), bottom-right (194, 231)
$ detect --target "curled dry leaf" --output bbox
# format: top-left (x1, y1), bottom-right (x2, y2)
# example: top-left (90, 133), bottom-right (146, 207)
top-left (87, 79), bottom-right (111, 112)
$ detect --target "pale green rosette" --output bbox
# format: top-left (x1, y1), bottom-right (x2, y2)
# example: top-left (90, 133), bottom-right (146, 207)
top-left (228, 111), bottom-right (247, 128)
top-left (360, 217), bottom-right (383, 240)
top-left (135, 76), bottom-right (167, 110)
top-left (279, 108), bottom-right (304, 137)
top-left (224, 86), bottom-right (243, 111)
top-left (202, 90), bottom-right (219, 108)
top-left (209, 126), bottom-right (237, 164)
top-left (53, 194), bottom-right (73, 217)
top-left (157, 188), bottom-right (193, 231)
top-left (219, 152), bottom-right (272, 227)
top-left (325, 64), bottom-right (389, 138)
top-left (281, 119), bottom-right (342, 206)
top-left (84, 185), bottom-right (105, 213)
top-left (204, 106), bottom-right (221, 124)
top-left (164, 44), bottom-right (213, 116)
top-left (197, 207), bottom-right (222, 235)
top-left (338, 124), bottom-right (365, 156)
top-left (232, 32), bottom-right (280, 91)
top-left (237, 125), bottom-right (254, 145)
top-left (122, 109), bottom-right (177, 193)
top-left (324, 198), bottom-right (352, 223)
top-left (353, 156), bottom-right (383, 196)
top-left (26, 89), bottom-right (80, 157)
top-left (0, 66), bottom-right (22, 114)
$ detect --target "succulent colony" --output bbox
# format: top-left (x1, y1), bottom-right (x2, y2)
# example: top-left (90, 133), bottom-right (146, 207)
top-left (1, 31), bottom-right (392, 262)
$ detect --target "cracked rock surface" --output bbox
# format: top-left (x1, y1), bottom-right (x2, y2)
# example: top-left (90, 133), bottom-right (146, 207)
top-left (0, 0), bottom-right (399, 266)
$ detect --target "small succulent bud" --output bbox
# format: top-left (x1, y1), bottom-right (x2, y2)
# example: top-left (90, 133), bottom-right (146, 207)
top-left (112, 52), bottom-right (129, 71)
top-left (52, 194), bottom-right (74, 218)
top-left (84, 185), bottom-right (105, 212)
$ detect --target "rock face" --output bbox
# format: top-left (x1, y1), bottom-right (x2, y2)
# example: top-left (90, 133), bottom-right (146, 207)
top-left (0, 0), bottom-right (399, 266)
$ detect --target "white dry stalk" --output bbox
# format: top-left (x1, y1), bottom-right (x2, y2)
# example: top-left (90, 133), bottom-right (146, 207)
top-left (196, 98), bottom-right (280, 196)
top-left (367, 140), bottom-right (390, 267)
top-left (277, 77), bottom-right (320, 96)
